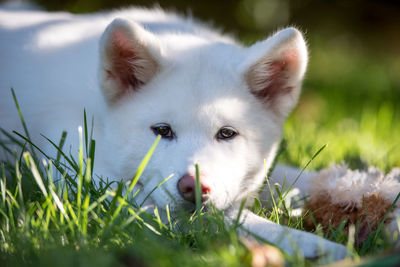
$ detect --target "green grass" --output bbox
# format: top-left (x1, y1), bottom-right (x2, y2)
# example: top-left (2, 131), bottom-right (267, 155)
top-left (0, 132), bottom-right (253, 267)
top-left (0, 41), bottom-right (399, 266)
top-left (280, 38), bottom-right (400, 172)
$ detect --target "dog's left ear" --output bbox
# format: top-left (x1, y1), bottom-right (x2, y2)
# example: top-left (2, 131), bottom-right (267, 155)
top-left (99, 18), bottom-right (161, 104)
top-left (241, 28), bottom-right (308, 118)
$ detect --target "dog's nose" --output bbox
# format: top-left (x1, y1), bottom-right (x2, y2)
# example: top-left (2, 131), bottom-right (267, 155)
top-left (177, 174), bottom-right (210, 203)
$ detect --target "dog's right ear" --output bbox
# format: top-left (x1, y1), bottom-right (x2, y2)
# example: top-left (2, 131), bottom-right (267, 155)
top-left (99, 18), bottom-right (160, 104)
top-left (240, 28), bottom-right (308, 119)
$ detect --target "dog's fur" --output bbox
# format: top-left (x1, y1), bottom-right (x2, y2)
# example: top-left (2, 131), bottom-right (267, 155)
top-left (0, 6), bottom-right (348, 259)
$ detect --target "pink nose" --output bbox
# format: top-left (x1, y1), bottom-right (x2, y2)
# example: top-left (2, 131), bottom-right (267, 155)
top-left (177, 174), bottom-right (211, 203)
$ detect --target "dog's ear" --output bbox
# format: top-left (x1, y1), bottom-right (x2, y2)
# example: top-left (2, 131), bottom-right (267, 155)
top-left (241, 28), bottom-right (308, 118)
top-left (99, 18), bottom-right (160, 104)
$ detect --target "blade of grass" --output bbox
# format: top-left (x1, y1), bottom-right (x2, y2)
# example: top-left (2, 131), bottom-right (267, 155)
top-left (371, 192), bottom-right (400, 244)
top-left (84, 110), bottom-right (88, 157)
top-left (23, 152), bottom-right (48, 198)
top-left (195, 163), bottom-right (202, 213)
top-left (0, 128), bottom-right (24, 148)
top-left (1, 165), bottom-right (6, 204)
top-left (56, 131), bottom-right (67, 163)
top-left (11, 88), bottom-right (36, 158)
top-left (77, 126), bottom-right (84, 220)
top-left (39, 133), bottom-right (79, 172)
top-left (14, 131), bottom-right (77, 187)
top-left (139, 174), bottom-right (174, 207)
top-left (88, 139), bottom-right (96, 180)
top-left (15, 161), bottom-right (24, 205)
top-left (283, 144), bottom-right (327, 199)
top-left (108, 135), bottom-right (161, 230)
top-left (234, 199), bottom-right (247, 229)
top-left (127, 135), bottom-right (161, 195)
top-left (264, 159), bottom-right (279, 224)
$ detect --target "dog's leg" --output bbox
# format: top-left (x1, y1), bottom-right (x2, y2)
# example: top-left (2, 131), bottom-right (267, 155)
top-left (229, 209), bottom-right (349, 261)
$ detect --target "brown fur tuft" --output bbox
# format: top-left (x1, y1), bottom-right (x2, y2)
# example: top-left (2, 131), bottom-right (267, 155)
top-left (304, 192), bottom-right (393, 246)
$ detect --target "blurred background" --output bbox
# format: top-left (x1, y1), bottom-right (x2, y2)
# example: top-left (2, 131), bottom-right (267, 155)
top-left (3, 0), bottom-right (400, 169)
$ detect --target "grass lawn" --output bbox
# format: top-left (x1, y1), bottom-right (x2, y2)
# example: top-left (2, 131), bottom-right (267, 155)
top-left (0, 38), bottom-right (399, 266)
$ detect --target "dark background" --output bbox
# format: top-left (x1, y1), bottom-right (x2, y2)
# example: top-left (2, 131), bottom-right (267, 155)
top-left (20, 0), bottom-right (400, 106)
top-left (26, 0), bottom-right (400, 50)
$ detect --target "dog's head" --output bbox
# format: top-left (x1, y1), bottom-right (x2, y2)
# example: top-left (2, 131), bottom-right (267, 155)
top-left (97, 18), bottom-right (308, 212)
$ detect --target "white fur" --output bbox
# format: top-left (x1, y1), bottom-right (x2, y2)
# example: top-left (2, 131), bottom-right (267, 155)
top-left (310, 164), bottom-right (400, 208)
top-left (0, 7), bottom-right (347, 260)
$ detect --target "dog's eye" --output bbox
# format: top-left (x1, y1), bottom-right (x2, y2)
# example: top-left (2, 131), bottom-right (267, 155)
top-left (151, 123), bottom-right (174, 139)
top-left (216, 126), bottom-right (238, 140)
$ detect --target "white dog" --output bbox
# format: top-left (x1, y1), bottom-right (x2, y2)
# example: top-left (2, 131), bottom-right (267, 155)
top-left (0, 5), bottom-right (348, 260)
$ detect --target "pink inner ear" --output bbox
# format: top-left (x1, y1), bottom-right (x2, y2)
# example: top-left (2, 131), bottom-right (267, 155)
top-left (251, 49), bottom-right (299, 102)
top-left (108, 29), bottom-right (143, 90)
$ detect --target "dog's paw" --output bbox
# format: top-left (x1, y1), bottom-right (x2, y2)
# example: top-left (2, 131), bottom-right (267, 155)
top-left (279, 233), bottom-right (349, 262)
top-left (308, 239), bottom-right (348, 262)
top-left (295, 236), bottom-right (349, 262)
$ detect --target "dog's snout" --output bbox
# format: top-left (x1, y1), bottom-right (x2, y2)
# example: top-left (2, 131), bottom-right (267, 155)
top-left (177, 174), bottom-right (210, 203)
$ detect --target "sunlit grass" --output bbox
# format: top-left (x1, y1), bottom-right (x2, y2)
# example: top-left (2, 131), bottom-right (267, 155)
top-left (282, 101), bottom-right (400, 171)
top-left (280, 40), bottom-right (400, 172)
